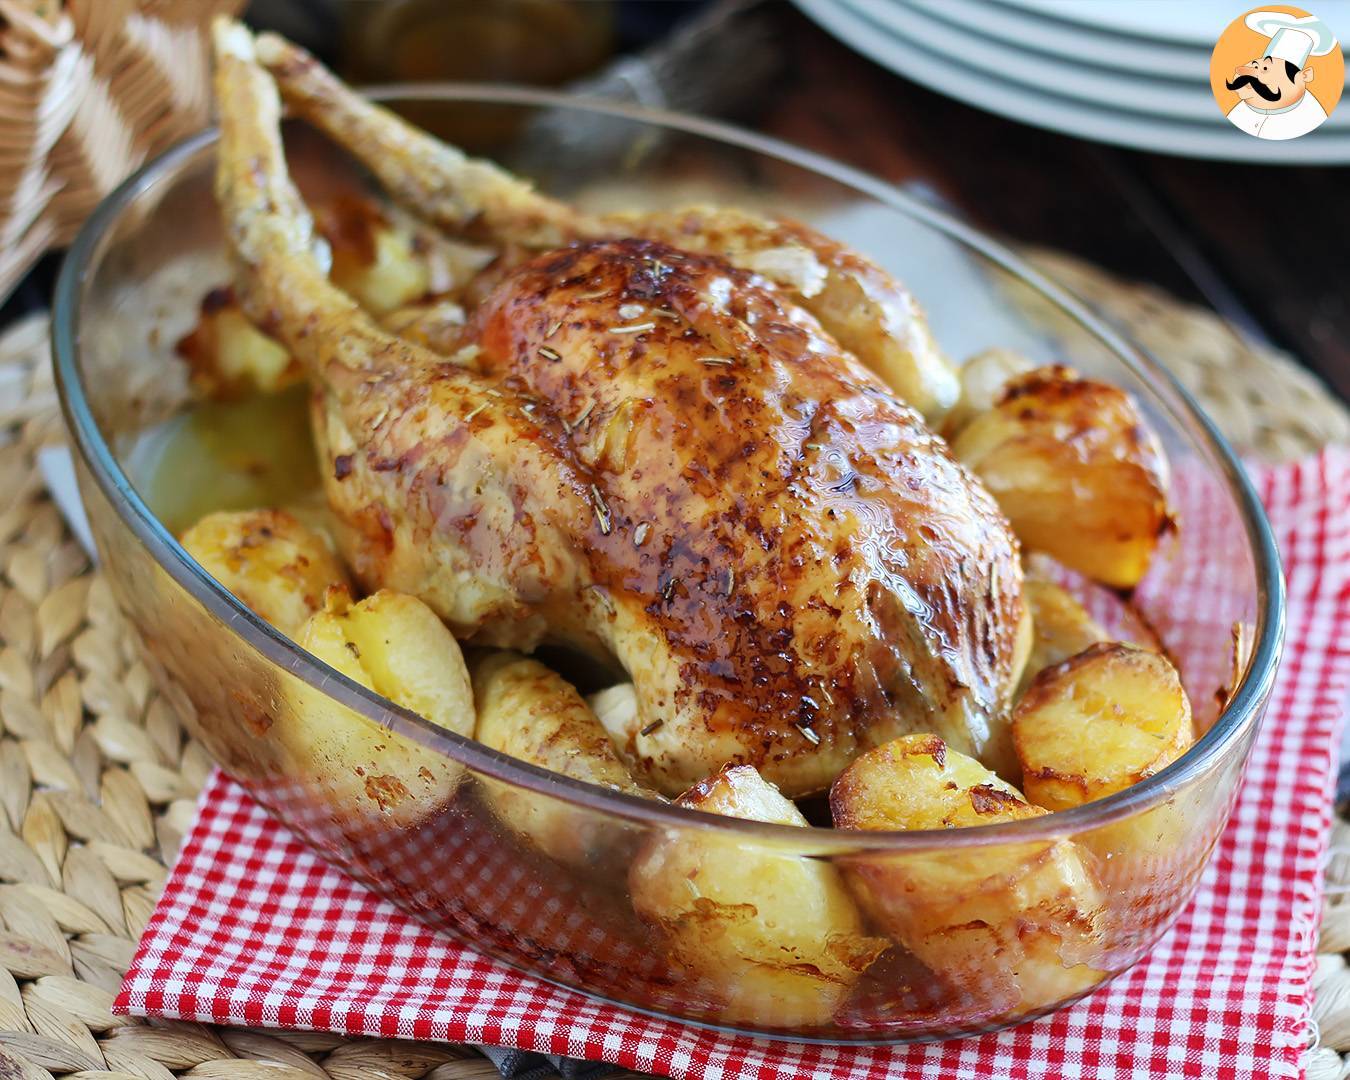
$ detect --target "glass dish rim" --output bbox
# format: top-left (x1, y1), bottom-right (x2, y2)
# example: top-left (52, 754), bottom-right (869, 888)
top-left (51, 82), bottom-right (1286, 851)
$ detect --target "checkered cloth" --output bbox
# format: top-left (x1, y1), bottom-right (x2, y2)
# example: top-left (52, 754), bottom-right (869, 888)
top-left (115, 450), bottom-right (1350, 1079)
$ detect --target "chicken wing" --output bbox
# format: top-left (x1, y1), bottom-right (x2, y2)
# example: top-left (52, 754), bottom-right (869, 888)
top-left (213, 21), bottom-right (1023, 794)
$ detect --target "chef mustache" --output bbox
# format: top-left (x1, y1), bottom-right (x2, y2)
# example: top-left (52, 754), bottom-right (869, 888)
top-left (1225, 73), bottom-right (1284, 101)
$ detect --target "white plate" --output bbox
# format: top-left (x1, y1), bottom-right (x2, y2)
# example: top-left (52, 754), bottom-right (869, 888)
top-left (994, 0), bottom-right (1333, 46)
top-left (901, 0), bottom-right (1214, 82)
top-left (854, 0), bottom-right (1350, 130)
top-left (850, 0), bottom-right (1219, 122)
top-left (795, 0), bottom-right (1350, 162)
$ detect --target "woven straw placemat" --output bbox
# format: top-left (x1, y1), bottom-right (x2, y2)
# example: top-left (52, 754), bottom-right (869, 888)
top-left (0, 251), bottom-right (1346, 1080)
top-left (0, 0), bottom-right (244, 303)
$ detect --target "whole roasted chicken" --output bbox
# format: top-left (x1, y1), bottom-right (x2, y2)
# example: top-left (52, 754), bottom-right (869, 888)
top-left (212, 24), bottom-right (1025, 796)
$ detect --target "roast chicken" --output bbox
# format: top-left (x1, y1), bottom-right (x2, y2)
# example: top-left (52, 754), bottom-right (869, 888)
top-left (212, 24), bottom-right (1024, 796)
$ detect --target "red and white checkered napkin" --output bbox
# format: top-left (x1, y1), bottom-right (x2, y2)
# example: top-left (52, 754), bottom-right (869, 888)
top-left (116, 450), bottom-right (1350, 1080)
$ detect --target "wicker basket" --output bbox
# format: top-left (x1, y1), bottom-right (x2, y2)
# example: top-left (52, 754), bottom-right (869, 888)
top-left (0, 0), bottom-right (244, 302)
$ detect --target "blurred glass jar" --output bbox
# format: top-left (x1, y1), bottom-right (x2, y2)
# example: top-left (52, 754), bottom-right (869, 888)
top-left (339, 0), bottom-right (614, 85)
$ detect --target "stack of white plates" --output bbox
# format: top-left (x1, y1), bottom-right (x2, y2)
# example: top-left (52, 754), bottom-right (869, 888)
top-left (795, 0), bottom-right (1350, 163)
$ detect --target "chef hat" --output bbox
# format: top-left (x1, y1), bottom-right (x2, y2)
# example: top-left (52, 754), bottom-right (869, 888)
top-left (1244, 10), bottom-right (1338, 69)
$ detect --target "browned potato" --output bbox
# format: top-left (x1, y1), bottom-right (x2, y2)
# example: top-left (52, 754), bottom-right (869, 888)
top-left (180, 508), bottom-right (347, 635)
top-left (1014, 643), bottom-right (1198, 925)
top-left (177, 288), bottom-right (301, 398)
top-left (588, 682), bottom-right (638, 746)
top-left (830, 734), bottom-right (1104, 1013)
top-left (1216, 620), bottom-right (1254, 714)
top-left (382, 298), bottom-right (468, 356)
top-left (313, 195), bottom-right (430, 315)
top-left (630, 764), bottom-right (886, 1028)
top-left (1013, 642), bottom-right (1192, 812)
top-left (943, 347), bottom-right (1033, 437)
top-left (473, 654), bottom-right (657, 864)
top-left (284, 588), bottom-right (473, 827)
top-left (832, 734), bottom-right (1034, 831)
top-left (950, 365), bottom-right (1172, 588)
top-left (1017, 577), bottom-right (1111, 698)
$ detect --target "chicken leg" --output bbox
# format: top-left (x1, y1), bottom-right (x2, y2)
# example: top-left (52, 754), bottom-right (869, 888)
top-left (214, 20), bottom-right (595, 649)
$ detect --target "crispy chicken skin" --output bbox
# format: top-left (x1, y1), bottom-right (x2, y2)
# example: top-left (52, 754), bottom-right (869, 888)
top-left (213, 22), bottom-right (1024, 794)
top-left (607, 207), bottom-right (961, 423)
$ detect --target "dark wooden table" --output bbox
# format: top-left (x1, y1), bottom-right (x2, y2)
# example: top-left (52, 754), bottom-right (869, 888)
top-left (757, 7), bottom-right (1350, 403)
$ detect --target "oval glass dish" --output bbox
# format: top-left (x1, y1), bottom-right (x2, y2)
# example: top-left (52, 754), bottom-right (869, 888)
top-left (52, 87), bottom-right (1284, 1043)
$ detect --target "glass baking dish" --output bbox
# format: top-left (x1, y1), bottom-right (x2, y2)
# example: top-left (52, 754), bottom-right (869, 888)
top-left (51, 86), bottom-right (1284, 1043)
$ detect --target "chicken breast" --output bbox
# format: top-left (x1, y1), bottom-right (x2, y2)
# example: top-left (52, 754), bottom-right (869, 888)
top-left (462, 240), bottom-right (1022, 791)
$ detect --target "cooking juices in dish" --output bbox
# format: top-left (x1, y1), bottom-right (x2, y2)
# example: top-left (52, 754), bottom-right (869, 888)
top-left (55, 18), bottom-right (1277, 1041)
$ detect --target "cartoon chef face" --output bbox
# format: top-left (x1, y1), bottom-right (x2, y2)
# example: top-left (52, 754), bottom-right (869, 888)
top-left (1219, 10), bottom-right (1338, 141)
top-left (1226, 53), bottom-right (1314, 110)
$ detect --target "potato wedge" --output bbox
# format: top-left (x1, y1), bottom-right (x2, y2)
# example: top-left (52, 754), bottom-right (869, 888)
top-left (630, 764), bottom-right (886, 1028)
top-left (284, 588), bottom-right (473, 826)
top-left (830, 735), bottom-right (1104, 1014)
top-left (473, 654), bottom-right (657, 864)
top-left (177, 288), bottom-right (301, 398)
top-left (943, 347), bottom-right (1033, 438)
top-left (951, 365), bottom-right (1172, 588)
top-left (1017, 577), bottom-right (1111, 698)
top-left (180, 508), bottom-right (347, 635)
top-left (1013, 642), bottom-right (1192, 812)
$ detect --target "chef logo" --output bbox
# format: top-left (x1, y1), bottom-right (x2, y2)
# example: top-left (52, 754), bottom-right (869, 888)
top-left (1210, 6), bottom-right (1343, 140)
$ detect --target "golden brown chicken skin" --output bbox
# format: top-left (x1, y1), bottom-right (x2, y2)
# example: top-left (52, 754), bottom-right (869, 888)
top-left (459, 239), bottom-right (1023, 793)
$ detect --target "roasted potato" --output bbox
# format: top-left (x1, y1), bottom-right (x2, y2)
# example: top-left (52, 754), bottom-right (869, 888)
top-left (176, 287), bottom-right (301, 397)
top-left (630, 764), bottom-right (886, 1028)
top-left (381, 298), bottom-right (468, 356)
top-left (314, 195), bottom-right (430, 315)
top-left (1013, 642), bottom-right (1192, 812)
top-left (1013, 643), bottom-right (1198, 943)
top-left (943, 347), bottom-right (1033, 437)
top-left (1217, 620), bottom-right (1254, 714)
top-left (180, 508), bottom-right (347, 635)
top-left (1017, 577), bottom-right (1111, 698)
top-left (284, 588), bottom-right (473, 826)
top-left (830, 734), bottom-right (1104, 1013)
top-left (950, 365), bottom-right (1172, 588)
top-left (832, 733), bottom-right (1033, 831)
top-left (340, 224), bottom-right (429, 315)
top-left (588, 682), bottom-right (639, 748)
top-left (473, 654), bottom-right (657, 864)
